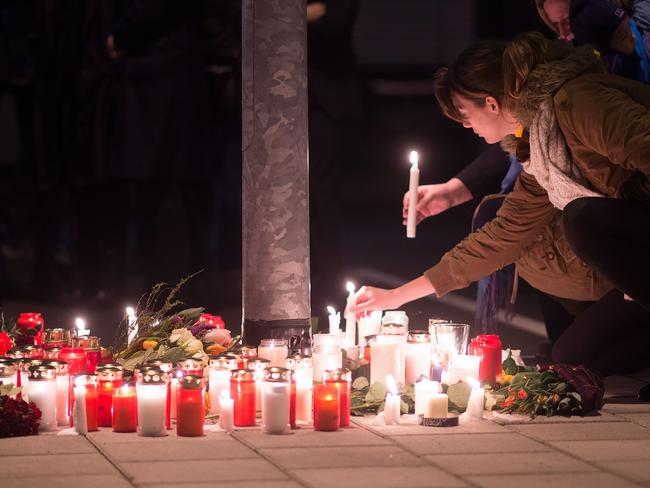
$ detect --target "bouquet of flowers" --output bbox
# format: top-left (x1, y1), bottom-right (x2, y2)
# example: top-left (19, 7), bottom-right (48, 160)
top-left (0, 383), bottom-right (41, 438)
top-left (114, 277), bottom-right (239, 372)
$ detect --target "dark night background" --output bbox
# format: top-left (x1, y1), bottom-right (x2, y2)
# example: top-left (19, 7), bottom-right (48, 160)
top-left (0, 1), bottom-right (553, 352)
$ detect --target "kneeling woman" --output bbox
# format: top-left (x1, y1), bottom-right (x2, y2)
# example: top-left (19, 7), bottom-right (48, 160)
top-left (350, 33), bottom-right (650, 378)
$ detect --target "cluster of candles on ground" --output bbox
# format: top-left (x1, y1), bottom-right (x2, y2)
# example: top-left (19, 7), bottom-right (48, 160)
top-left (0, 308), bottom-right (503, 436)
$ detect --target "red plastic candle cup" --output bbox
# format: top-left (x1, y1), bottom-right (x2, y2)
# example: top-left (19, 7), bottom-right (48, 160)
top-left (238, 346), bottom-right (257, 369)
top-left (289, 374), bottom-right (297, 428)
top-left (469, 335), bottom-right (502, 385)
top-left (177, 375), bottom-right (205, 437)
top-left (324, 368), bottom-right (351, 427)
top-left (313, 383), bottom-right (340, 431)
top-left (97, 367), bottom-right (123, 427)
top-left (230, 369), bottom-right (256, 426)
top-left (177, 358), bottom-right (204, 377)
top-left (363, 335), bottom-right (377, 363)
top-left (59, 347), bottom-right (87, 375)
top-left (0, 332), bottom-right (11, 356)
top-left (73, 336), bottom-right (101, 373)
top-left (17, 313), bottom-right (45, 347)
top-left (43, 328), bottom-right (71, 349)
top-left (112, 384), bottom-right (137, 432)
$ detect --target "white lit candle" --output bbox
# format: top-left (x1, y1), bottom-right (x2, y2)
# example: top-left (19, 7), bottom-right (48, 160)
top-left (344, 282), bottom-right (357, 348)
top-left (75, 317), bottom-right (90, 338)
top-left (449, 355), bottom-right (481, 385)
top-left (209, 368), bottom-right (231, 415)
top-left (294, 366), bottom-right (313, 422)
top-left (218, 391), bottom-right (234, 432)
top-left (327, 306), bottom-right (341, 336)
top-left (261, 369), bottom-right (291, 435)
top-left (383, 375), bottom-right (401, 425)
top-left (425, 393), bottom-right (448, 419)
top-left (466, 377), bottom-right (484, 419)
top-left (414, 379), bottom-right (440, 416)
top-left (73, 382), bottom-right (88, 435)
top-left (126, 306), bottom-right (137, 345)
top-left (406, 150), bottom-right (420, 239)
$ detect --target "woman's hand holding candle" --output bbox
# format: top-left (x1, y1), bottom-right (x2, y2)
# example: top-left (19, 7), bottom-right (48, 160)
top-left (347, 277), bottom-right (436, 317)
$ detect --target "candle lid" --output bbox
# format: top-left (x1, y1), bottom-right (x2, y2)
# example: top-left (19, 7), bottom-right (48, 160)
top-left (137, 366), bottom-right (167, 384)
top-left (97, 367), bottom-right (123, 381)
top-left (209, 354), bottom-right (238, 370)
top-left (180, 374), bottom-right (204, 389)
top-left (380, 323), bottom-right (407, 335)
top-left (247, 358), bottom-right (271, 371)
top-left (43, 359), bottom-right (68, 375)
top-left (239, 346), bottom-right (257, 356)
top-left (44, 328), bottom-right (71, 345)
top-left (363, 334), bottom-right (378, 347)
top-left (0, 357), bottom-right (15, 366)
top-left (96, 362), bottom-right (124, 372)
top-left (285, 354), bottom-right (312, 369)
top-left (6, 348), bottom-right (24, 358)
top-left (177, 358), bottom-right (204, 374)
top-left (43, 347), bottom-right (62, 359)
top-left (19, 345), bottom-right (42, 357)
top-left (28, 364), bottom-right (56, 381)
top-left (259, 338), bottom-right (287, 347)
top-left (0, 363), bottom-right (16, 377)
top-left (428, 318), bottom-right (452, 327)
top-left (322, 368), bottom-right (351, 383)
top-left (74, 373), bottom-right (97, 387)
top-left (20, 358), bottom-right (44, 371)
top-left (230, 368), bottom-right (255, 381)
top-left (73, 336), bottom-right (101, 352)
top-left (407, 330), bottom-right (431, 343)
top-left (145, 360), bottom-right (173, 373)
top-left (263, 367), bottom-right (291, 382)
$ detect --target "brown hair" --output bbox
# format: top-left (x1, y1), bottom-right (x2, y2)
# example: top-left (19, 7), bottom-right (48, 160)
top-left (503, 32), bottom-right (549, 107)
top-left (434, 40), bottom-right (507, 123)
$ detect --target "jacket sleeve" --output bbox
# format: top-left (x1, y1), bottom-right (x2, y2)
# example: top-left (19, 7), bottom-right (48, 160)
top-left (556, 80), bottom-right (650, 178)
top-left (424, 171), bottom-right (558, 297)
top-left (455, 145), bottom-right (510, 199)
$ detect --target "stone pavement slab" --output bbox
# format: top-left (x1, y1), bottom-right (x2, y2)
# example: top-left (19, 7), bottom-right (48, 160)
top-left (0, 434), bottom-right (95, 456)
top-left (1, 453), bottom-right (119, 478)
top-left (87, 429), bottom-right (234, 443)
top-left (616, 413), bottom-right (650, 428)
top-left (424, 451), bottom-right (596, 476)
top-left (390, 432), bottom-right (548, 455)
top-left (487, 410), bottom-right (626, 425)
top-left (507, 421), bottom-right (650, 441)
top-left (260, 445), bottom-right (424, 469)
top-left (549, 439), bottom-right (650, 461)
top-left (605, 376), bottom-right (647, 398)
top-left (626, 368), bottom-right (650, 383)
top-left (602, 402), bottom-right (650, 414)
top-left (597, 460), bottom-right (650, 484)
top-left (0, 474), bottom-right (133, 488)
top-left (234, 425), bottom-right (390, 448)
top-left (465, 472), bottom-right (639, 488)
top-left (353, 415), bottom-right (505, 435)
top-left (290, 465), bottom-right (467, 488)
top-left (139, 482), bottom-right (304, 488)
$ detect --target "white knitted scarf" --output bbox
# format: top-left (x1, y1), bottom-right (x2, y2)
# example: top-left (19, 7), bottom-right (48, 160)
top-left (524, 100), bottom-right (602, 209)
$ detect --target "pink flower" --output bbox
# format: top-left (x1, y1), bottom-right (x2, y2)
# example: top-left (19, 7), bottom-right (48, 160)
top-left (203, 328), bottom-right (232, 346)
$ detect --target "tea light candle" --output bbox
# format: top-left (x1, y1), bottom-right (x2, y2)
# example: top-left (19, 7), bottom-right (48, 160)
top-left (258, 339), bottom-right (288, 368)
top-left (344, 281), bottom-right (357, 348)
top-left (112, 384), bottom-right (137, 432)
top-left (324, 368), bottom-right (351, 427)
top-left (406, 150), bottom-right (419, 238)
top-left (136, 367), bottom-right (167, 436)
top-left (177, 375), bottom-right (205, 437)
top-left (231, 369), bottom-right (256, 426)
top-left (414, 379), bottom-right (440, 416)
top-left (218, 391), bottom-right (234, 432)
top-left (26, 364), bottom-right (57, 431)
top-left (313, 383), bottom-right (339, 431)
top-left (383, 374), bottom-right (401, 425)
top-left (75, 317), bottom-right (90, 338)
top-left (425, 393), bottom-right (448, 419)
top-left (261, 367), bottom-right (291, 435)
top-left (405, 330), bottom-right (432, 385)
top-left (466, 377), bottom-right (484, 419)
top-left (327, 306), bottom-right (341, 336)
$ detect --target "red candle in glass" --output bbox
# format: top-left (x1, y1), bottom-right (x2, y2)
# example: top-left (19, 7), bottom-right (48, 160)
top-left (230, 369), bottom-right (256, 426)
top-left (147, 360), bottom-right (173, 429)
top-left (97, 367), bottom-right (123, 427)
top-left (73, 337), bottom-right (101, 373)
top-left (469, 335), bottom-right (502, 385)
top-left (324, 368), bottom-right (351, 427)
top-left (112, 384), bottom-right (137, 432)
top-left (177, 375), bottom-right (205, 437)
top-left (16, 313), bottom-right (44, 347)
top-left (313, 383), bottom-right (340, 431)
top-left (290, 375), bottom-right (297, 429)
top-left (59, 347), bottom-right (87, 375)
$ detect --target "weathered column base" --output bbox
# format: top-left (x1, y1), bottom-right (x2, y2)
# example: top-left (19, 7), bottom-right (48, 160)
top-left (242, 318), bottom-right (312, 355)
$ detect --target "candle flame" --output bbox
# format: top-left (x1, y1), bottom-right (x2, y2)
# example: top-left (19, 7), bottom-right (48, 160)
top-left (327, 306), bottom-right (337, 315)
top-left (385, 374), bottom-right (398, 395)
top-left (409, 150), bottom-right (419, 165)
top-left (126, 306), bottom-right (136, 317)
top-left (75, 317), bottom-right (86, 330)
top-left (219, 390), bottom-right (231, 400)
top-left (466, 377), bottom-right (481, 389)
top-left (346, 281), bottom-right (355, 294)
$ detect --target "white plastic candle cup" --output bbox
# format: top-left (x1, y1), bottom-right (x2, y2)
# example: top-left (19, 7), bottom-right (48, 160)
top-left (27, 365), bottom-right (57, 431)
top-left (136, 367), bottom-right (167, 437)
top-left (312, 345), bottom-right (341, 383)
top-left (449, 355), bottom-right (480, 385)
top-left (405, 330), bottom-right (432, 385)
top-left (258, 339), bottom-right (288, 368)
top-left (261, 367), bottom-right (291, 434)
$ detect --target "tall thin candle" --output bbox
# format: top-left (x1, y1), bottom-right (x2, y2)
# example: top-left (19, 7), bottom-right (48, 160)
top-left (406, 150), bottom-right (420, 238)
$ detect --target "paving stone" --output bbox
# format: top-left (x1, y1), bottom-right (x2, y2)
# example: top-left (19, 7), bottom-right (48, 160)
top-left (260, 445), bottom-right (423, 469)
top-left (391, 433), bottom-right (548, 455)
top-left (605, 376), bottom-right (646, 398)
top-left (88, 429), bottom-right (236, 444)
top-left (234, 425), bottom-right (390, 449)
top-left (625, 368), bottom-right (650, 383)
top-left (1, 453), bottom-right (118, 478)
top-left (603, 402), bottom-right (650, 414)
top-left (424, 452), bottom-right (595, 476)
top-left (120, 458), bottom-right (288, 484)
top-left (507, 421), bottom-right (650, 441)
top-left (0, 435), bottom-right (94, 456)
top-left (597, 460), bottom-right (650, 483)
top-left (353, 416), bottom-right (505, 436)
top-left (465, 472), bottom-right (638, 488)
top-left (0, 475), bottom-right (133, 488)
top-left (290, 465), bottom-right (467, 488)
top-left (140, 483), bottom-right (303, 488)
top-left (549, 439), bottom-right (650, 461)
top-left (617, 413), bottom-right (650, 428)
top-left (487, 410), bottom-right (625, 425)
top-left (96, 439), bottom-right (258, 462)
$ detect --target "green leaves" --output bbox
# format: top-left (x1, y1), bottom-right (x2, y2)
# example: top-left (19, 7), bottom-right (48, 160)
top-left (447, 381), bottom-right (472, 413)
top-left (365, 381), bottom-right (387, 403)
top-left (352, 376), bottom-right (369, 391)
top-left (502, 350), bottom-right (519, 375)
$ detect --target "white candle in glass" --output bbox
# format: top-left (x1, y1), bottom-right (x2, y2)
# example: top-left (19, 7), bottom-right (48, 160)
top-left (73, 383), bottom-right (88, 435)
top-left (414, 379), bottom-right (440, 416)
top-left (327, 306), bottom-right (341, 336)
top-left (258, 339), bottom-right (288, 368)
top-left (370, 336), bottom-right (402, 387)
top-left (406, 150), bottom-right (420, 238)
top-left (466, 377), bottom-right (484, 419)
top-left (126, 306), bottom-right (137, 345)
top-left (449, 355), bottom-right (480, 385)
top-left (313, 333), bottom-right (340, 347)
top-left (344, 282), bottom-right (357, 348)
top-left (383, 375), bottom-right (401, 425)
top-left (294, 366), bottom-right (313, 422)
top-left (209, 368), bottom-right (231, 415)
top-left (137, 382), bottom-right (167, 437)
top-left (261, 369), bottom-right (291, 434)
top-left (405, 332), bottom-right (432, 385)
top-left (312, 345), bottom-right (341, 382)
top-left (218, 391), bottom-right (234, 432)
top-left (357, 310), bottom-right (383, 346)
top-left (26, 367), bottom-right (57, 432)
top-left (425, 393), bottom-right (448, 419)
top-left (56, 374), bottom-right (70, 426)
